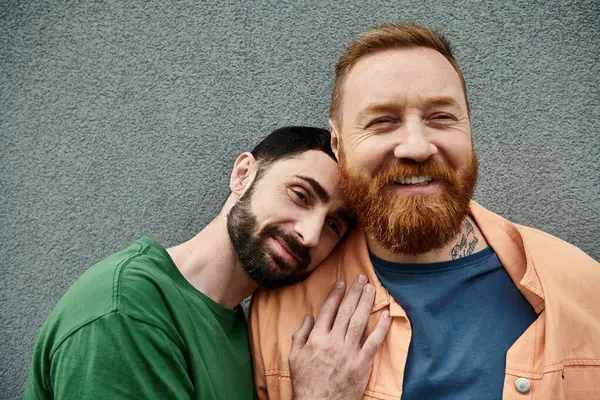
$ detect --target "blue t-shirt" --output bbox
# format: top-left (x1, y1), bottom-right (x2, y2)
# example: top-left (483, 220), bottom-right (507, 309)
top-left (371, 247), bottom-right (537, 400)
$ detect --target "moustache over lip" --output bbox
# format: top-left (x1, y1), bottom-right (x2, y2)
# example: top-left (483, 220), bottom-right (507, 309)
top-left (263, 226), bottom-right (310, 267)
top-left (376, 160), bottom-right (455, 185)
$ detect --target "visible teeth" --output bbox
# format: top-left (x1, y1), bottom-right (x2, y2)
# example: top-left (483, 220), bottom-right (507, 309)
top-left (395, 176), bottom-right (433, 185)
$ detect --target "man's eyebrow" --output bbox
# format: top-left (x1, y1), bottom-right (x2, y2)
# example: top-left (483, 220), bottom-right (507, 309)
top-left (295, 175), bottom-right (330, 203)
top-left (356, 103), bottom-right (399, 123)
top-left (423, 96), bottom-right (460, 108)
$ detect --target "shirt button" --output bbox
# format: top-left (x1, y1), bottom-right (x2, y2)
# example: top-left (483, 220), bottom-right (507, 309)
top-left (515, 377), bottom-right (531, 393)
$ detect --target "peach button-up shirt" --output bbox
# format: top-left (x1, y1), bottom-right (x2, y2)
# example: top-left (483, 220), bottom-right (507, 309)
top-left (249, 202), bottom-right (600, 399)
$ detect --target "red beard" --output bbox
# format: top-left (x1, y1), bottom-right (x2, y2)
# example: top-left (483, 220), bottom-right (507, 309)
top-left (338, 149), bottom-right (478, 255)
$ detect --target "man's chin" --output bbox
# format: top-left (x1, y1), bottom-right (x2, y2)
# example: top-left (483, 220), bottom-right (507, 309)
top-left (255, 255), bottom-right (309, 285)
top-left (266, 251), bottom-right (296, 272)
top-left (365, 199), bottom-right (468, 255)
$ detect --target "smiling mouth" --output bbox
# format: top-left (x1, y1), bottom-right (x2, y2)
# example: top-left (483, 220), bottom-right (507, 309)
top-left (392, 175), bottom-right (435, 186)
top-left (271, 235), bottom-right (302, 264)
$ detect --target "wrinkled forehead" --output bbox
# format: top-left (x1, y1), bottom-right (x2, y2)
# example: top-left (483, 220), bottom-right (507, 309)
top-left (341, 47), bottom-right (467, 116)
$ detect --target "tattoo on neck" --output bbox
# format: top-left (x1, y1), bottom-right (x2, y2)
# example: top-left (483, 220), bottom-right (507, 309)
top-left (451, 221), bottom-right (479, 260)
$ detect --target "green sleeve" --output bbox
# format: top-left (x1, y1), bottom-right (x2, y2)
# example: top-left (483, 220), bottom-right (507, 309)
top-left (48, 311), bottom-right (193, 399)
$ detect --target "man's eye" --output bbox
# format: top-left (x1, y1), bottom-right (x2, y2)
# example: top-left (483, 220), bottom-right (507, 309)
top-left (326, 219), bottom-right (341, 235)
top-left (289, 188), bottom-right (309, 204)
top-left (372, 117), bottom-right (395, 125)
top-left (430, 113), bottom-right (455, 121)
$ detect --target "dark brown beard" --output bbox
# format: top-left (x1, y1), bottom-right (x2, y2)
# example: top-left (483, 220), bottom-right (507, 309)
top-left (226, 177), bottom-right (312, 288)
top-left (338, 149), bottom-right (478, 255)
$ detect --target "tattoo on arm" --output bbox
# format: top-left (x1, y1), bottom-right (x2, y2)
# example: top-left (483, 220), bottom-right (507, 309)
top-left (451, 221), bottom-right (479, 260)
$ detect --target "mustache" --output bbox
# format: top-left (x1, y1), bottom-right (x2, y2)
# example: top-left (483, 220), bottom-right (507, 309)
top-left (261, 225), bottom-right (311, 267)
top-left (374, 158), bottom-right (457, 186)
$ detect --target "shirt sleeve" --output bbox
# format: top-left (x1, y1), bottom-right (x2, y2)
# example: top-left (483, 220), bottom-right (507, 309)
top-left (48, 311), bottom-right (194, 400)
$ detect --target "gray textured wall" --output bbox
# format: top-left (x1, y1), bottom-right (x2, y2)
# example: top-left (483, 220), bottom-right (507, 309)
top-left (1, 0), bottom-right (599, 398)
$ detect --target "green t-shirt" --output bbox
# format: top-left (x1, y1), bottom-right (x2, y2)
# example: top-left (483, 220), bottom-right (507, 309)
top-left (25, 237), bottom-right (256, 400)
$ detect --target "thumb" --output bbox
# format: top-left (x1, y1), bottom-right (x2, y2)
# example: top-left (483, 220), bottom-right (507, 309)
top-left (290, 314), bottom-right (314, 355)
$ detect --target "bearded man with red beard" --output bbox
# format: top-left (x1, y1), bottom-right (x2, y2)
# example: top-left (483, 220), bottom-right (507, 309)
top-left (249, 23), bottom-right (600, 400)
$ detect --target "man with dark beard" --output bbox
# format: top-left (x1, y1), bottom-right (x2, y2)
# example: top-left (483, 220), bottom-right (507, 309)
top-left (25, 126), bottom-right (392, 400)
top-left (250, 23), bottom-right (600, 400)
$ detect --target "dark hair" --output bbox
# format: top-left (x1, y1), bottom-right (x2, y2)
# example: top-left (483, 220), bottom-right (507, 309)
top-left (251, 126), bottom-right (335, 167)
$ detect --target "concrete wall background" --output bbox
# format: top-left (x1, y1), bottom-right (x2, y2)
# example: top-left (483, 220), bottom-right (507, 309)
top-left (1, 0), bottom-right (598, 398)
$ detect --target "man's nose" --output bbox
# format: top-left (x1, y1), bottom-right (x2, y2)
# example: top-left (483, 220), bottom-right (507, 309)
top-left (393, 119), bottom-right (438, 163)
top-left (294, 215), bottom-right (324, 248)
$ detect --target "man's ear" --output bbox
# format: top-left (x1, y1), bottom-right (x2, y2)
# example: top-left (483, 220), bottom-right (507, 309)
top-left (329, 118), bottom-right (340, 160)
top-left (230, 152), bottom-right (257, 195)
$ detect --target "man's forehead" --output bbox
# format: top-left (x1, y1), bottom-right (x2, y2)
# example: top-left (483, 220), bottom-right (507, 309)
top-left (342, 47), bottom-right (465, 109)
top-left (266, 151), bottom-right (345, 201)
top-left (347, 47), bottom-right (459, 81)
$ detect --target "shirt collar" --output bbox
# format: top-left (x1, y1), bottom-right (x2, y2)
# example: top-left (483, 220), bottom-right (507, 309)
top-left (337, 201), bottom-right (545, 316)
top-left (469, 201), bottom-right (545, 312)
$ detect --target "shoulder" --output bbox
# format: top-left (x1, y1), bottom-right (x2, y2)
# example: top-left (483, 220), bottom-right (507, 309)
top-left (512, 225), bottom-right (600, 365)
top-left (516, 224), bottom-right (599, 275)
top-left (37, 240), bottom-right (183, 355)
top-left (249, 243), bottom-right (342, 351)
top-left (62, 240), bottom-right (178, 319)
top-left (514, 224), bottom-right (600, 324)
top-left (472, 202), bottom-right (598, 279)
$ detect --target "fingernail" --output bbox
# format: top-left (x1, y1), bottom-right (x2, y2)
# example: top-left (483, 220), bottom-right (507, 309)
top-left (364, 284), bottom-right (374, 293)
top-left (335, 280), bottom-right (345, 288)
top-left (357, 274), bottom-right (367, 284)
top-left (383, 310), bottom-right (390, 319)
